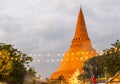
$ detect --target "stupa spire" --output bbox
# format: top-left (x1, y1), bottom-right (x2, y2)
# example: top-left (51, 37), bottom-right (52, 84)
top-left (71, 8), bottom-right (92, 48)
top-left (74, 8), bottom-right (89, 38)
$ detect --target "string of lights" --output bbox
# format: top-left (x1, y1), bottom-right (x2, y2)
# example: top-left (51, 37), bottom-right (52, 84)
top-left (1, 48), bottom-right (119, 63)
top-left (0, 50), bottom-right (107, 63)
top-left (31, 56), bottom-right (94, 63)
top-left (28, 50), bottom-right (103, 57)
top-left (28, 50), bottom-right (103, 63)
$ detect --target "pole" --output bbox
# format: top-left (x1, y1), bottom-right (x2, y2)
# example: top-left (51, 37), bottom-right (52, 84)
top-left (104, 67), bottom-right (107, 82)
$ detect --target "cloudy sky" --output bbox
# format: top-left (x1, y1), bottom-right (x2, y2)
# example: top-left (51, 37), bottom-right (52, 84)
top-left (0, 0), bottom-right (120, 79)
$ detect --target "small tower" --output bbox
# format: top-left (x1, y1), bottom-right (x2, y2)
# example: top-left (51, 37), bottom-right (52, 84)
top-left (50, 8), bottom-right (98, 81)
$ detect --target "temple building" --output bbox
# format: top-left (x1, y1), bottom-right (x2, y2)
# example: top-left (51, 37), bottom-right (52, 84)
top-left (50, 8), bottom-right (98, 82)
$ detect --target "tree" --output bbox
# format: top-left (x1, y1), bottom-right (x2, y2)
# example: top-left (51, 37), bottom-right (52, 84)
top-left (24, 67), bottom-right (36, 84)
top-left (0, 43), bottom-right (33, 84)
top-left (0, 49), bottom-right (13, 80)
top-left (83, 56), bottom-right (105, 78)
top-left (102, 40), bottom-right (120, 76)
top-left (83, 40), bottom-right (120, 78)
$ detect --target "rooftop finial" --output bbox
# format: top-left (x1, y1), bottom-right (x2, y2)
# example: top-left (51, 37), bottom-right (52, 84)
top-left (80, 5), bottom-right (82, 8)
top-left (80, 5), bottom-right (82, 7)
top-left (80, 5), bottom-right (82, 11)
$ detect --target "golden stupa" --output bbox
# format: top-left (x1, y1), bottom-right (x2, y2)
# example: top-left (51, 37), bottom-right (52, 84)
top-left (50, 8), bottom-right (98, 80)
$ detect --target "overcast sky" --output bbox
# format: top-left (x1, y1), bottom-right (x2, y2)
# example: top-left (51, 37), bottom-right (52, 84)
top-left (0, 0), bottom-right (120, 79)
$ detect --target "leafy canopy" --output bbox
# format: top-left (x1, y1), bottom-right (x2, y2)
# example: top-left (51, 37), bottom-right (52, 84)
top-left (0, 43), bottom-right (33, 84)
top-left (83, 40), bottom-right (120, 78)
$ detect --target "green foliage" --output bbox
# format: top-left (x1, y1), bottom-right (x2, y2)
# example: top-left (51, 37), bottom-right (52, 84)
top-left (0, 49), bottom-right (13, 76)
top-left (0, 43), bottom-right (33, 84)
top-left (83, 56), bottom-right (105, 78)
top-left (102, 40), bottom-right (120, 76)
top-left (83, 40), bottom-right (120, 78)
top-left (28, 67), bottom-right (36, 75)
